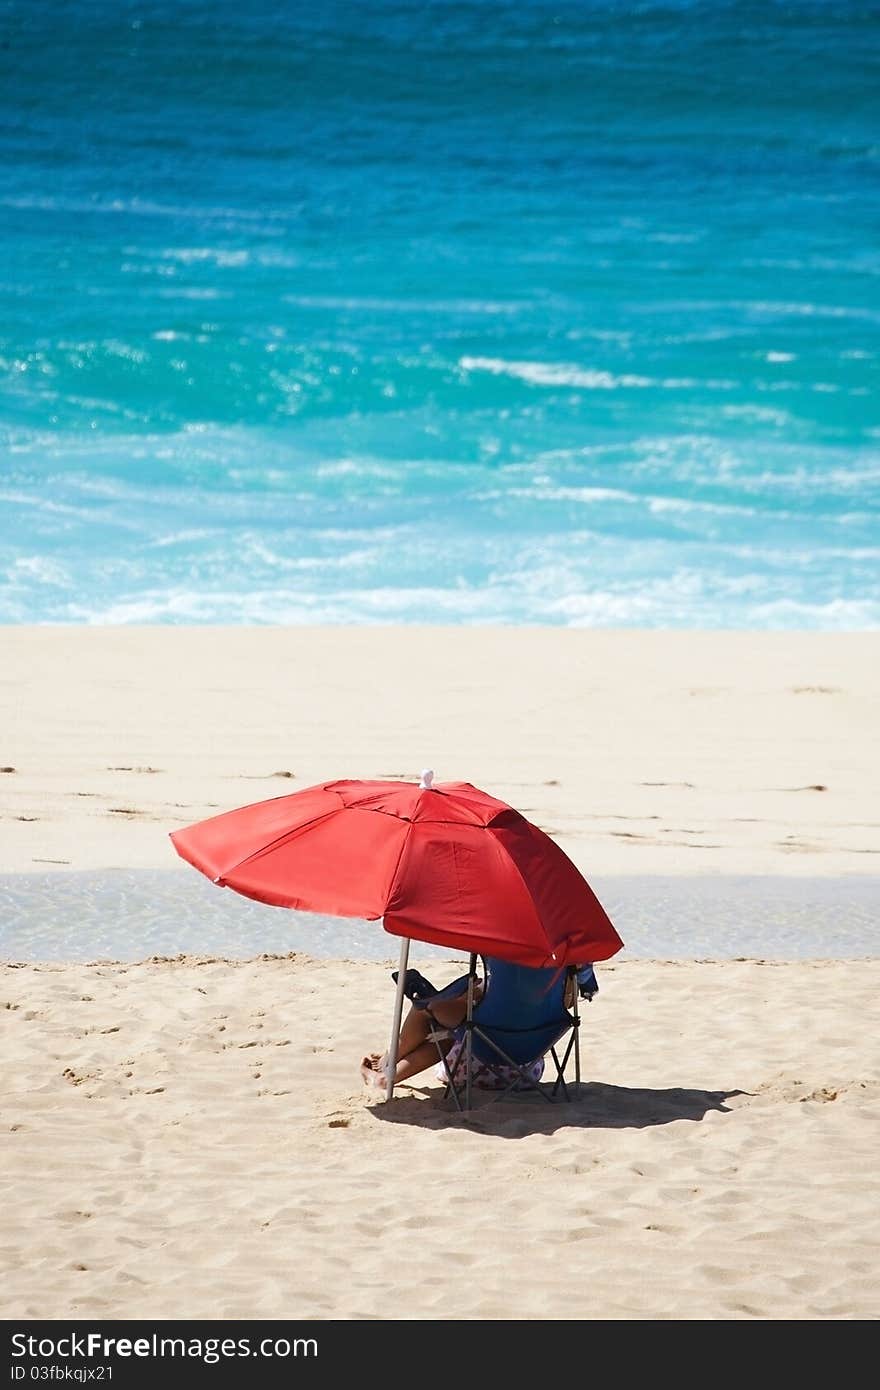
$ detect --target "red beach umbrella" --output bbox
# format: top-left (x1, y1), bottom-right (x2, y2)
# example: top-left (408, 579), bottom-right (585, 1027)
top-left (170, 770), bottom-right (623, 1098)
top-left (170, 771), bottom-right (622, 968)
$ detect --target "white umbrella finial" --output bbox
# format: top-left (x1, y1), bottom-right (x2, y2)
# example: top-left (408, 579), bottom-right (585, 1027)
top-left (419, 768), bottom-right (434, 790)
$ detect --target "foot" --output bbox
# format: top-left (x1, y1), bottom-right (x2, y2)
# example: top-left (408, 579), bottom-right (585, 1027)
top-left (359, 1053), bottom-right (387, 1088)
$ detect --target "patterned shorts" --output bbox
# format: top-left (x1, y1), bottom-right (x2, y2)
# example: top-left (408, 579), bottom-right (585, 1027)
top-left (436, 1037), bottom-right (545, 1091)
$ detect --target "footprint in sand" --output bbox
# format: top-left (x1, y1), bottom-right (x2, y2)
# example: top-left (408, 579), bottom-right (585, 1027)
top-left (63, 1067), bottom-right (99, 1087)
top-left (232, 770), bottom-right (296, 780)
top-left (107, 766), bottom-right (163, 774)
top-left (776, 837), bottom-right (824, 853)
top-left (700, 1264), bottom-right (743, 1287)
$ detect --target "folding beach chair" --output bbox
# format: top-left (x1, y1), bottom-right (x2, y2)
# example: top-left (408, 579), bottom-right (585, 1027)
top-left (398, 953), bottom-right (598, 1112)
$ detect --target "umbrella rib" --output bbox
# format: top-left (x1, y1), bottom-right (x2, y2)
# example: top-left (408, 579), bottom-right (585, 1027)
top-left (384, 918), bottom-right (562, 960)
top-left (217, 796), bottom-right (345, 880)
top-left (488, 829), bottom-right (560, 959)
top-left (493, 831), bottom-right (615, 960)
top-left (384, 817), bottom-right (415, 916)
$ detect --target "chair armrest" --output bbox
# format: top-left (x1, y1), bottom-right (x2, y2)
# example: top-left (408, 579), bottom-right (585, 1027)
top-left (576, 963), bottom-right (599, 1001)
top-left (411, 973), bottom-right (472, 1011)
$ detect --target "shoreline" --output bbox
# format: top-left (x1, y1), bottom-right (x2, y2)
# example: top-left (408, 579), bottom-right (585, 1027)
top-left (2, 868), bottom-right (878, 963)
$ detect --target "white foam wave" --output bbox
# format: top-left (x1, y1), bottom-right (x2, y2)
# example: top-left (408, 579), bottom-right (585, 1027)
top-left (156, 287), bottom-right (227, 300)
top-left (0, 489), bottom-right (100, 520)
top-left (51, 564), bottom-right (880, 632)
top-left (460, 356), bottom-right (655, 388)
top-left (526, 435), bottom-right (880, 501)
top-left (147, 530), bottom-right (216, 549)
top-left (159, 248), bottom-right (250, 268)
top-left (488, 484), bottom-right (760, 520)
top-left (748, 597), bottom-right (880, 626)
top-left (720, 404), bottom-right (794, 426)
top-left (458, 357), bottom-right (736, 391)
top-left (287, 295), bottom-right (521, 315)
top-left (746, 302), bottom-right (880, 323)
top-left (315, 458), bottom-right (400, 480)
top-left (645, 495), bottom-right (758, 519)
top-left (0, 194), bottom-right (295, 225)
top-left (9, 557), bottom-right (70, 586)
top-left (649, 298), bottom-right (880, 325)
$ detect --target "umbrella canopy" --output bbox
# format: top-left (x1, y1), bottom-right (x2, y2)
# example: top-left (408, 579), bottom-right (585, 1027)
top-left (170, 773), bottom-right (623, 968)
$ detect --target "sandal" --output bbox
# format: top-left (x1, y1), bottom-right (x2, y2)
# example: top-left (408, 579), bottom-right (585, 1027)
top-left (391, 967), bottom-right (437, 1001)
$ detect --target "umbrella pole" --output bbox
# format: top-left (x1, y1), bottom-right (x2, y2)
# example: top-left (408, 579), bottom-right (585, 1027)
top-left (385, 937), bottom-right (410, 1101)
top-left (465, 952), bottom-right (477, 1112)
top-left (572, 974), bottom-right (581, 1086)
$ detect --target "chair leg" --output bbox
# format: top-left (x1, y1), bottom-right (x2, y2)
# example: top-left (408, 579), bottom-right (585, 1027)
top-left (549, 1046), bottom-right (569, 1101)
top-left (443, 1021), bottom-right (578, 1111)
top-left (470, 1029), bottom-right (556, 1105)
top-left (437, 1034), bottom-right (466, 1114)
top-left (551, 1028), bottom-right (578, 1100)
top-left (572, 988), bottom-right (581, 1086)
top-left (464, 953), bottom-right (478, 1113)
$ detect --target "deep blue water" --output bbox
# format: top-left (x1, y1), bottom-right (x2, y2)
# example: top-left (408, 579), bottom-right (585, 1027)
top-left (1, 1), bottom-right (878, 626)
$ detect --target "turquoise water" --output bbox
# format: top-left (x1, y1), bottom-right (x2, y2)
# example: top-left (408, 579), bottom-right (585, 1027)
top-left (1, 1), bottom-right (878, 626)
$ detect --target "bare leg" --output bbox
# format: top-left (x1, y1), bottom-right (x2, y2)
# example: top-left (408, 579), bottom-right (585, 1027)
top-left (360, 995), bottom-right (468, 1088)
top-left (395, 1001), bottom-right (430, 1055)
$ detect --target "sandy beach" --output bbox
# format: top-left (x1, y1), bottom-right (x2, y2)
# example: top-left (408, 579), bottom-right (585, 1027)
top-left (2, 627), bottom-right (878, 877)
top-left (2, 627), bottom-right (878, 1321)
top-left (5, 0), bottom-right (879, 1331)
top-left (3, 953), bottom-right (878, 1321)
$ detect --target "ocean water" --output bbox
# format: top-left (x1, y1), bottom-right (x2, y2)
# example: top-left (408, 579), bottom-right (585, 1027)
top-left (3, 870), bottom-right (878, 961)
top-left (1, 0), bottom-right (878, 627)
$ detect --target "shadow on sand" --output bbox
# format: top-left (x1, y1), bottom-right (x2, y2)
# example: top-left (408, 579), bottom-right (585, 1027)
top-left (367, 1080), bottom-right (747, 1136)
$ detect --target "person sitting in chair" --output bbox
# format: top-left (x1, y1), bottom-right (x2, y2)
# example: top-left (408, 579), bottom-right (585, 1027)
top-left (360, 968), bottom-right (483, 1089)
top-left (360, 961), bottom-right (597, 1091)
